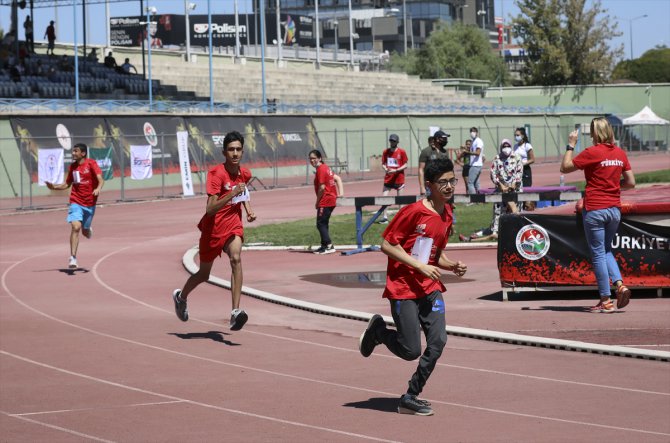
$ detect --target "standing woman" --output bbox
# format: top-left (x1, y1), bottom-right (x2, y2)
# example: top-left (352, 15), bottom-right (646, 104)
top-left (513, 127), bottom-right (535, 188)
top-left (560, 117), bottom-right (635, 313)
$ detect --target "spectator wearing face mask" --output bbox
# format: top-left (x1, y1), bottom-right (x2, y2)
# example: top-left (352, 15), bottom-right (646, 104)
top-left (418, 130), bottom-right (450, 195)
top-left (459, 139), bottom-right (522, 242)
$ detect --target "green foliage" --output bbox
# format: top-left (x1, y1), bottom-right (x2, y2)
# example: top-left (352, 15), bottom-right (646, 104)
top-left (612, 47), bottom-right (670, 83)
top-left (388, 23), bottom-right (510, 85)
top-left (512, 0), bottom-right (623, 86)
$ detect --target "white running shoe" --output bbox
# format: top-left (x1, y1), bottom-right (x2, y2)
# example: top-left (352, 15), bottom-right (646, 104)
top-left (68, 256), bottom-right (78, 269)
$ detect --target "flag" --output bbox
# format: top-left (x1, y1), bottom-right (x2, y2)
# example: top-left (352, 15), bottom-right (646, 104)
top-left (89, 146), bottom-right (114, 180)
top-left (38, 148), bottom-right (64, 186)
top-left (130, 145), bottom-right (153, 180)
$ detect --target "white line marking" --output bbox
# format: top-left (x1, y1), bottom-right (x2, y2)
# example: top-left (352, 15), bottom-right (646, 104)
top-left (13, 400), bottom-right (185, 417)
top-left (5, 250), bottom-right (670, 437)
top-left (2, 410), bottom-right (115, 443)
top-left (88, 248), bottom-right (670, 397)
top-left (0, 351), bottom-right (401, 443)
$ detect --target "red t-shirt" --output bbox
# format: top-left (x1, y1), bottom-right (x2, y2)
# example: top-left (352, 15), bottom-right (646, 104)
top-left (314, 163), bottom-right (337, 208)
top-left (66, 158), bottom-right (101, 207)
top-left (382, 200), bottom-right (453, 300)
top-left (197, 164), bottom-right (252, 238)
top-left (382, 147), bottom-right (408, 186)
top-left (572, 143), bottom-right (631, 211)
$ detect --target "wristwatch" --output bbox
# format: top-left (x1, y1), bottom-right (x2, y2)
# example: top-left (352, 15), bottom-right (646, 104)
top-left (566, 145), bottom-right (575, 151)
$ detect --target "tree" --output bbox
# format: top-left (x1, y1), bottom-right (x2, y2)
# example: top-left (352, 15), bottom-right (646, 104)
top-left (612, 47), bottom-right (670, 83)
top-left (512, 0), bottom-right (623, 86)
top-left (388, 23), bottom-right (510, 86)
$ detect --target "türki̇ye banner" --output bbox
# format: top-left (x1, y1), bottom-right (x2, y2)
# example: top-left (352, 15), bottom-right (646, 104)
top-left (497, 213), bottom-right (669, 288)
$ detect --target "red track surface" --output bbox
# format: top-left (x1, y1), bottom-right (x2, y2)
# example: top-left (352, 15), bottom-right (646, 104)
top-left (1, 155), bottom-right (669, 442)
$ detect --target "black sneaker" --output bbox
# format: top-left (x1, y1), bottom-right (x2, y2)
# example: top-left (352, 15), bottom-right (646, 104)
top-left (358, 314), bottom-right (385, 357)
top-left (172, 289), bottom-right (188, 322)
top-left (230, 309), bottom-right (248, 331)
top-left (398, 394), bottom-right (434, 416)
top-left (313, 246), bottom-right (326, 254)
top-left (322, 244), bottom-right (336, 254)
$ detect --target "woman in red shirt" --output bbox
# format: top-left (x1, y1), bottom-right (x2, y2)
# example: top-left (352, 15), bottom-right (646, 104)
top-left (309, 150), bottom-right (343, 254)
top-left (561, 118), bottom-right (636, 313)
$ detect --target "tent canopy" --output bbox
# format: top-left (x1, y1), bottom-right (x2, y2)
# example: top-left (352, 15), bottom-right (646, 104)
top-left (623, 106), bottom-right (670, 126)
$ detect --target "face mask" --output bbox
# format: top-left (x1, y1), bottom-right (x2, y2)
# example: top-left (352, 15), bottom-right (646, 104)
top-left (436, 137), bottom-right (447, 148)
top-left (501, 147), bottom-right (512, 157)
top-left (470, 132), bottom-right (477, 139)
top-left (515, 135), bottom-right (523, 142)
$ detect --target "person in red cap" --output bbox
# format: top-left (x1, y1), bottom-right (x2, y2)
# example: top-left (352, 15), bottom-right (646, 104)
top-left (378, 133), bottom-right (408, 224)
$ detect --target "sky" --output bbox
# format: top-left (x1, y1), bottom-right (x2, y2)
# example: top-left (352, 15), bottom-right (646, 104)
top-left (1, 0), bottom-right (668, 61)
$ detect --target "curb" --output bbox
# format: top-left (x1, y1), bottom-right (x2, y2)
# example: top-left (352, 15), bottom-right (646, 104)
top-left (182, 247), bottom-right (669, 362)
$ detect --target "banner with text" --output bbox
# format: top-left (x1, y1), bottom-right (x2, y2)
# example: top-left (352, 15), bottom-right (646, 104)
top-left (130, 145), bottom-right (153, 180)
top-left (37, 148), bottom-right (64, 186)
top-left (498, 213), bottom-right (670, 288)
top-left (176, 131), bottom-right (194, 196)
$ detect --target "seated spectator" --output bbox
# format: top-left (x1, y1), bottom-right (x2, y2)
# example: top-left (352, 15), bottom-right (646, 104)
top-left (10, 62), bottom-right (24, 82)
top-left (18, 43), bottom-right (29, 62)
top-left (104, 51), bottom-right (117, 69)
top-left (120, 58), bottom-right (137, 74)
top-left (58, 55), bottom-right (73, 72)
top-left (87, 48), bottom-right (98, 62)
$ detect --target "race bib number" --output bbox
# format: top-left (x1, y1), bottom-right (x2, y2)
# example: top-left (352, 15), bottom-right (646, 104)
top-left (411, 236), bottom-right (433, 264)
top-left (387, 157), bottom-right (399, 168)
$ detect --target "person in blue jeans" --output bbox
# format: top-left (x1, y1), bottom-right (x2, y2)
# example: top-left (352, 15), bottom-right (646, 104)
top-left (560, 117), bottom-right (636, 313)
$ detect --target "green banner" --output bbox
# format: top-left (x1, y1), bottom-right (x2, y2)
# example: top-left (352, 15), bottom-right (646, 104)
top-left (89, 146), bottom-right (114, 180)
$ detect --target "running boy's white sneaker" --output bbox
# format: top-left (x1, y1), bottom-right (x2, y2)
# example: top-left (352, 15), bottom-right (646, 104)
top-left (230, 309), bottom-right (248, 331)
top-left (68, 256), bottom-right (78, 269)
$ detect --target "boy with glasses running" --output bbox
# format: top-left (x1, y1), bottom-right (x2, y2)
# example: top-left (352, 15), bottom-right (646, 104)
top-left (359, 158), bottom-right (467, 416)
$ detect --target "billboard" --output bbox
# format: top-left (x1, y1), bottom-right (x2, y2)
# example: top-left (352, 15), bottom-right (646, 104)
top-left (110, 14), bottom-right (315, 49)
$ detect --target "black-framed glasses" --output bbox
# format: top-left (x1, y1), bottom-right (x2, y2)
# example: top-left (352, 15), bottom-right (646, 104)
top-left (434, 178), bottom-right (458, 188)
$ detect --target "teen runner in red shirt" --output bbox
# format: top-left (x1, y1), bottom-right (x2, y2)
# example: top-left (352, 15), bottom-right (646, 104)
top-left (561, 117), bottom-right (635, 313)
top-left (46, 143), bottom-right (104, 269)
top-left (309, 150), bottom-right (343, 254)
top-left (359, 158), bottom-right (467, 416)
top-left (172, 131), bottom-right (257, 331)
top-left (378, 133), bottom-right (408, 224)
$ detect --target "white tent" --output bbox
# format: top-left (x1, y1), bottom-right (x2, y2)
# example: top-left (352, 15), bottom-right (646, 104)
top-left (623, 106), bottom-right (670, 125)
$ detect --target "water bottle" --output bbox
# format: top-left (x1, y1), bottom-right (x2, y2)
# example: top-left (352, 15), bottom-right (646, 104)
top-left (559, 175), bottom-right (565, 187)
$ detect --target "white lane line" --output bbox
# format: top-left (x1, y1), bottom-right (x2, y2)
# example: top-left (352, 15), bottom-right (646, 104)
top-left (6, 250), bottom-right (670, 436)
top-left (12, 400), bottom-right (185, 417)
top-left (1, 351), bottom-right (401, 443)
top-left (90, 246), bottom-right (670, 397)
top-left (2, 410), bottom-right (115, 443)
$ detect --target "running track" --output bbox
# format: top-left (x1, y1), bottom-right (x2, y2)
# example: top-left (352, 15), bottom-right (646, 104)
top-left (1, 154), bottom-right (669, 442)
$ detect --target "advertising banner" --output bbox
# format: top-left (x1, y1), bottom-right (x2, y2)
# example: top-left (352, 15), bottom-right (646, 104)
top-left (10, 116), bottom-right (112, 182)
top-left (37, 148), bottom-right (64, 186)
top-left (176, 131), bottom-right (194, 196)
top-left (106, 116), bottom-right (187, 175)
top-left (110, 14), bottom-right (314, 49)
top-left (498, 213), bottom-right (670, 288)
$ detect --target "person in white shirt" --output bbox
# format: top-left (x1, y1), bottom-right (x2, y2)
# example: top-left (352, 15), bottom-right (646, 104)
top-left (466, 127), bottom-right (484, 195)
top-left (513, 127), bottom-right (536, 210)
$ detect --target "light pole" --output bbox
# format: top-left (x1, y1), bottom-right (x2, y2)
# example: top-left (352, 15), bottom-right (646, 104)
top-left (184, 1), bottom-right (196, 62)
top-left (276, 0), bottom-right (282, 63)
top-left (403, 0), bottom-right (407, 54)
top-left (348, 0), bottom-right (354, 67)
top-left (315, 0), bottom-right (321, 69)
top-left (143, 6), bottom-right (157, 112)
top-left (477, 9), bottom-right (486, 30)
top-left (628, 14), bottom-right (648, 59)
top-left (234, 0), bottom-right (241, 58)
top-left (333, 20), bottom-right (339, 61)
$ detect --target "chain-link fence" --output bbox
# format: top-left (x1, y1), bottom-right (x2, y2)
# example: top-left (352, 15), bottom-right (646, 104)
top-left (1, 123), bottom-right (667, 211)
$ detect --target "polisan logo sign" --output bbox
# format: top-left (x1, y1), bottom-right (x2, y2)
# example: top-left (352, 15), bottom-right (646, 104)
top-left (515, 224), bottom-right (550, 260)
top-left (193, 23), bottom-right (247, 34)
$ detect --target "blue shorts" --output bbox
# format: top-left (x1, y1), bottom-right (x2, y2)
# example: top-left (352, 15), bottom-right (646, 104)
top-left (67, 203), bottom-right (96, 229)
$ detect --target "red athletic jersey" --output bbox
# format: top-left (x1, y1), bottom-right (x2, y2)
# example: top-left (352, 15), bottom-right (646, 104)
top-left (314, 163), bottom-right (337, 208)
top-left (382, 147), bottom-right (408, 186)
top-left (382, 200), bottom-right (453, 300)
top-left (572, 143), bottom-right (631, 211)
top-left (66, 158), bottom-right (101, 207)
top-left (197, 164), bottom-right (252, 238)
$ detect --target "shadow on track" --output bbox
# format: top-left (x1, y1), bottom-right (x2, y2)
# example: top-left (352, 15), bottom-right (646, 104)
top-left (168, 331), bottom-right (239, 346)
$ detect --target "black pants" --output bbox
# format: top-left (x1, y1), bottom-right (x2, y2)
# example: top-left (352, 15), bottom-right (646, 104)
top-left (379, 291), bottom-right (447, 396)
top-left (522, 165), bottom-right (532, 188)
top-left (316, 206), bottom-right (334, 246)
